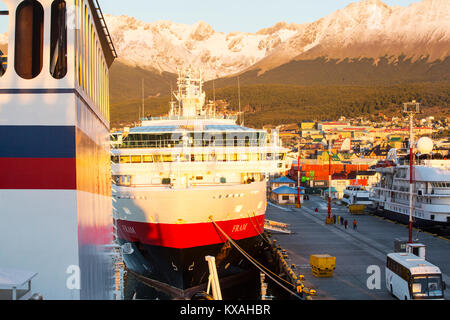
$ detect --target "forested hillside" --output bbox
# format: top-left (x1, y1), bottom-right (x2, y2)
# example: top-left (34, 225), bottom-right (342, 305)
top-left (110, 82), bottom-right (450, 128)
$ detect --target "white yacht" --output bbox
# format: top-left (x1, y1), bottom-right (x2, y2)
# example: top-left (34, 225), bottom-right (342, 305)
top-left (110, 68), bottom-right (288, 298)
top-left (370, 160), bottom-right (450, 229)
top-left (342, 185), bottom-right (373, 206)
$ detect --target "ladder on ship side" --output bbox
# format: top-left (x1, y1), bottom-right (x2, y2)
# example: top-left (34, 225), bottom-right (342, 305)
top-left (93, 0), bottom-right (118, 58)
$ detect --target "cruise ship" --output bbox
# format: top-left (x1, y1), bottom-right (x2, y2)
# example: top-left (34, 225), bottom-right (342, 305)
top-left (370, 160), bottom-right (450, 230)
top-left (111, 69), bottom-right (288, 299)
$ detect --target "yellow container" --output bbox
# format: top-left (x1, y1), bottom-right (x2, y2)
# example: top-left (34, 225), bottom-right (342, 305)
top-left (310, 254), bottom-right (336, 278)
top-left (349, 204), bottom-right (365, 214)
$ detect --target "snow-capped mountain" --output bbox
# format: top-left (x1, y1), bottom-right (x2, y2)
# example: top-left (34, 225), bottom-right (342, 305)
top-left (105, 15), bottom-right (303, 80)
top-left (105, 0), bottom-right (449, 80)
top-left (252, 0), bottom-right (450, 73)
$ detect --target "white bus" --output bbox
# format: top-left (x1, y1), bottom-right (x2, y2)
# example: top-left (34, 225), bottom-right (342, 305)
top-left (386, 253), bottom-right (446, 300)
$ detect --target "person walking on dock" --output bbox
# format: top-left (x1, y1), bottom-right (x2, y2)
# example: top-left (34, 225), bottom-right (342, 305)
top-left (353, 220), bottom-right (357, 230)
top-left (344, 220), bottom-right (348, 229)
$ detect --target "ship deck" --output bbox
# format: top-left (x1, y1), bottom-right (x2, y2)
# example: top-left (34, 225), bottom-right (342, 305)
top-left (265, 196), bottom-right (450, 300)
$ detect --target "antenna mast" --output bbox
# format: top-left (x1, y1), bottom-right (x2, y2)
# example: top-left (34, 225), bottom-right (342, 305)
top-left (141, 78), bottom-right (145, 120)
top-left (213, 79), bottom-right (216, 119)
top-left (238, 75), bottom-right (242, 125)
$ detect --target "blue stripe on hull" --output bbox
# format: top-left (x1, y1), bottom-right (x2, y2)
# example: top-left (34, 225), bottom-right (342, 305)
top-left (0, 126), bottom-right (76, 158)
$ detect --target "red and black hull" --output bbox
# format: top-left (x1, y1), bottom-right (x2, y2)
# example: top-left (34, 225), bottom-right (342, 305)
top-left (115, 215), bottom-right (267, 299)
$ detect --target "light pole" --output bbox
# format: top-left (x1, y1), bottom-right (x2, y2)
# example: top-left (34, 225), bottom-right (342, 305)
top-left (322, 138), bottom-right (332, 222)
top-left (403, 101), bottom-right (420, 244)
top-left (297, 140), bottom-right (301, 208)
top-left (328, 139), bottom-right (332, 220)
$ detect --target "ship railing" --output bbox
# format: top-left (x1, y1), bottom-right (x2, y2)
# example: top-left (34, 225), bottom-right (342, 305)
top-left (141, 115), bottom-right (238, 121)
top-left (113, 181), bottom-right (254, 189)
top-left (111, 158), bottom-right (286, 167)
top-left (93, 0), bottom-right (118, 59)
top-left (111, 139), bottom-right (267, 149)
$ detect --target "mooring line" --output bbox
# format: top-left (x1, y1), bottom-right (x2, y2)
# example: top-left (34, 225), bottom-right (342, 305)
top-left (209, 216), bottom-right (303, 300)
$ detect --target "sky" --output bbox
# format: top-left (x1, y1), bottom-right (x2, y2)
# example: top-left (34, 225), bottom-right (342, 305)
top-left (0, 0), bottom-right (420, 34)
top-left (98, 0), bottom-right (420, 33)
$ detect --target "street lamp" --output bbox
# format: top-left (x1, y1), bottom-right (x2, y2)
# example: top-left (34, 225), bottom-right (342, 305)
top-left (322, 139), bottom-right (332, 222)
top-left (403, 101), bottom-right (420, 244)
top-left (297, 140), bottom-right (301, 208)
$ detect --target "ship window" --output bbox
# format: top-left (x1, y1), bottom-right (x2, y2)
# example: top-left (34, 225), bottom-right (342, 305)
top-left (111, 156), bottom-right (119, 164)
top-left (193, 154), bottom-right (204, 162)
top-left (131, 155), bottom-right (142, 163)
top-left (50, 0), bottom-right (67, 79)
top-left (196, 176), bottom-right (203, 181)
top-left (179, 154), bottom-right (189, 162)
top-left (112, 175), bottom-right (131, 186)
top-left (153, 155), bottom-right (162, 163)
top-left (162, 178), bottom-right (171, 185)
top-left (208, 153), bottom-right (216, 162)
top-left (240, 153), bottom-right (250, 161)
top-left (163, 154), bottom-right (173, 162)
top-left (218, 154), bottom-right (227, 162)
top-left (119, 156), bottom-right (131, 163)
top-left (142, 155), bottom-right (153, 163)
top-left (15, 0), bottom-right (44, 79)
top-left (0, 4), bottom-right (8, 76)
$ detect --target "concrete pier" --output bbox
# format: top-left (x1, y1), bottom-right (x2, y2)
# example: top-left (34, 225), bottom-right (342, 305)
top-left (266, 196), bottom-right (450, 300)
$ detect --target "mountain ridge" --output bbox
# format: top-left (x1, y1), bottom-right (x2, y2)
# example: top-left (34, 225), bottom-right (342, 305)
top-left (104, 0), bottom-right (450, 80)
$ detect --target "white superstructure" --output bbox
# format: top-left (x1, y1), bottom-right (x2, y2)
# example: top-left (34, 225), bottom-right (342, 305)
top-left (111, 68), bottom-right (287, 209)
top-left (370, 160), bottom-right (450, 227)
top-left (342, 185), bottom-right (373, 206)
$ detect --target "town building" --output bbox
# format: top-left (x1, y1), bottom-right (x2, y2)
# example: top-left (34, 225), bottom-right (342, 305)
top-left (271, 185), bottom-right (304, 205)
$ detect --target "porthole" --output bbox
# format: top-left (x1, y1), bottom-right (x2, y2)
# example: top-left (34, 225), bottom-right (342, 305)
top-left (15, 0), bottom-right (44, 79)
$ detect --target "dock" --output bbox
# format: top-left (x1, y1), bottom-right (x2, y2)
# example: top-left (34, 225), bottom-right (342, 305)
top-left (266, 196), bottom-right (450, 300)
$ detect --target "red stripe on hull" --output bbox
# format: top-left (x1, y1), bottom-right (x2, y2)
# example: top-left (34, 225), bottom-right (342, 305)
top-left (116, 215), bottom-right (265, 249)
top-left (0, 158), bottom-right (76, 189)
